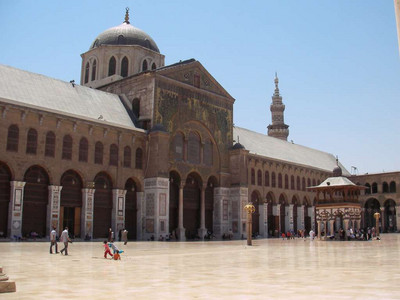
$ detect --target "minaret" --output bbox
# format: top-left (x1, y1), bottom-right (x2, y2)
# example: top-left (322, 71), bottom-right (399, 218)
top-left (267, 73), bottom-right (289, 141)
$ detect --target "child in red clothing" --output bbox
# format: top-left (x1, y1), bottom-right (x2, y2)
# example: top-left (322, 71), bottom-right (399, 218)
top-left (103, 240), bottom-right (113, 258)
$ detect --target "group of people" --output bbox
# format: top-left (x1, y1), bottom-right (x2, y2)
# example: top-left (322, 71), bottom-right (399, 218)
top-left (281, 229), bottom-right (309, 240)
top-left (49, 226), bottom-right (72, 255)
top-left (328, 227), bottom-right (379, 241)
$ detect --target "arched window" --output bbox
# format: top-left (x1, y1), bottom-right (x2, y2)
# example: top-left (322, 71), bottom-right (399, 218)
top-left (203, 139), bottom-right (213, 166)
top-left (91, 60), bottom-right (97, 81)
top-left (251, 169), bottom-right (255, 185)
top-left (372, 182), bottom-right (378, 194)
top-left (302, 177), bottom-right (306, 191)
top-left (62, 135), bottom-right (72, 160)
top-left (109, 144), bottom-right (118, 166)
top-left (291, 175), bottom-right (295, 190)
top-left (382, 182), bottom-right (389, 193)
top-left (135, 148), bottom-right (143, 169)
top-left (151, 63), bottom-right (156, 70)
top-left (264, 171), bottom-right (270, 186)
top-left (187, 132), bottom-right (200, 164)
top-left (6, 124), bottom-right (19, 152)
top-left (284, 174), bottom-right (289, 189)
top-left (174, 132), bottom-right (184, 161)
top-left (123, 146), bottom-right (131, 168)
top-left (390, 181), bottom-right (396, 193)
top-left (26, 128), bottom-right (37, 154)
top-left (132, 98), bottom-right (140, 118)
top-left (45, 131), bottom-right (55, 157)
top-left (278, 173), bottom-right (282, 188)
top-left (307, 178), bottom-right (311, 188)
top-left (79, 137), bottom-right (88, 162)
top-left (121, 56), bottom-right (129, 77)
top-left (365, 183), bottom-right (371, 195)
top-left (84, 62), bottom-right (89, 83)
top-left (257, 170), bottom-right (262, 186)
top-left (312, 179), bottom-right (316, 186)
top-left (271, 172), bottom-right (276, 188)
top-left (142, 59), bottom-right (148, 71)
top-left (94, 142), bottom-right (103, 164)
top-left (297, 176), bottom-right (301, 191)
top-left (108, 56), bottom-right (116, 76)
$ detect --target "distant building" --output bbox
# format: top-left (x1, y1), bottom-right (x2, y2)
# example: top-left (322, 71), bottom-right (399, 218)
top-left (0, 9), bottom-right (395, 241)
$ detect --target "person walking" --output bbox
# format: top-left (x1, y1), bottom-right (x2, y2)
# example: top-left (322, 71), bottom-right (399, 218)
top-left (49, 226), bottom-right (58, 254)
top-left (108, 228), bottom-right (113, 242)
top-left (60, 227), bottom-right (70, 255)
top-left (122, 229), bottom-right (128, 245)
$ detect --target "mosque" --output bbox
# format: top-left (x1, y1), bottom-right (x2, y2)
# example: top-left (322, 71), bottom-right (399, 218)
top-left (0, 9), bottom-right (398, 241)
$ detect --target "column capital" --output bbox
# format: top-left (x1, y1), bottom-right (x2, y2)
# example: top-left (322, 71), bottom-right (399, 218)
top-left (10, 181), bottom-right (26, 188)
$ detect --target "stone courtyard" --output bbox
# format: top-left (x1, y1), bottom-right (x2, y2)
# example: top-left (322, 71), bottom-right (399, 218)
top-left (1, 235), bottom-right (400, 299)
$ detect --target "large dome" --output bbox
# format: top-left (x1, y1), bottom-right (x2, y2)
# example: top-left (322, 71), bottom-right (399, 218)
top-left (89, 20), bottom-right (160, 53)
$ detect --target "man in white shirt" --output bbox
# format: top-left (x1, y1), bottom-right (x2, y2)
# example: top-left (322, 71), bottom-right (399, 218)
top-left (60, 227), bottom-right (70, 255)
top-left (49, 227), bottom-right (58, 254)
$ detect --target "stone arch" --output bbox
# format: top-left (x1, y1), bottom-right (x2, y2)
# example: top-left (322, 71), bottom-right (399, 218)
top-left (0, 162), bottom-right (12, 237)
top-left (125, 177), bottom-right (140, 240)
top-left (364, 198), bottom-right (380, 229)
top-left (93, 172), bottom-right (113, 238)
top-left (60, 170), bottom-right (83, 238)
top-left (169, 170), bottom-right (182, 235)
top-left (384, 199), bottom-right (396, 232)
top-left (22, 165), bottom-right (50, 238)
top-left (183, 172), bottom-right (203, 239)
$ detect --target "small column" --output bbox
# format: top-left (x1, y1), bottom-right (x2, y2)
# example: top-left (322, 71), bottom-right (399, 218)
top-left (396, 206), bottom-right (400, 232)
top-left (112, 189), bottom-right (127, 240)
top-left (47, 185), bottom-right (63, 237)
top-left (276, 204), bottom-right (281, 234)
top-left (343, 219), bottom-right (349, 239)
top-left (198, 183), bottom-right (207, 240)
top-left (136, 191), bottom-right (144, 240)
top-left (262, 202), bottom-right (269, 238)
top-left (310, 206), bottom-right (316, 232)
top-left (329, 220), bottom-right (335, 237)
top-left (288, 204), bottom-right (294, 231)
top-left (177, 182), bottom-right (186, 241)
top-left (81, 188), bottom-right (95, 239)
top-left (380, 207), bottom-right (385, 232)
top-left (298, 205), bottom-right (305, 231)
top-left (317, 220), bottom-right (321, 240)
top-left (8, 181), bottom-right (26, 238)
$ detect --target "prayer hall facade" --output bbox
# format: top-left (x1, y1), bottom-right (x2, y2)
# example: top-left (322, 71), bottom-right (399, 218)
top-left (0, 10), bottom-right (397, 241)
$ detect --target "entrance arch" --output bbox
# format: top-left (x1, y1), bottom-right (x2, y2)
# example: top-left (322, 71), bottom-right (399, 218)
top-left (251, 190), bottom-right (262, 236)
top-left (93, 172), bottom-right (113, 238)
top-left (60, 170), bottom-right (83, 238)
top-left (183, 173), bottom-right (202, 239)
top-left (0, 163), bottom-right (11, 237)
top-left (384, 199), bottom-right (396, 232)
top-left (169, 171), bottom-right (181, 236)
top-left (23, 165), bottom-right (49, 238)
top-left (364, 198), bottom-right (380, 229)
top-left (124, 178), bottom-right (138, 240)
top-left (205, 176), bottom-right (217, 233)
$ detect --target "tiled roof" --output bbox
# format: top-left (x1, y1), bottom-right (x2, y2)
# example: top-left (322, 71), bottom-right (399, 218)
top-left (0, 64), bottom-right (137, 130)
top-left (233, 126), bottom-right (350, 175)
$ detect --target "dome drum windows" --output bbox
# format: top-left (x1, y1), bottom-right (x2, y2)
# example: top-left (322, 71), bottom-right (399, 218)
top-left (108, 56), bottom-right (116, 76)
top-left (26, 128), bottom-right (38, 154)
top-left (121, 56), bottom-right (129, 77)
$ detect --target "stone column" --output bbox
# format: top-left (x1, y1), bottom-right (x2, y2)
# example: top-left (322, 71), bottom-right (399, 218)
top-left (329, 220), bottom-right (335, 236)
top-left (227, 187), bottom-right (245, 239)
top-left (261, 202), bottom-right (268, 238)
top-left (81, 188), bottom-right (95, 239)
top-left (112, 189), bottom-right (127, 240)
top-left (47, 185), bottom-right (63, 237)
top-left (343, 219), bottom-right (349, 239)
top-left (288, 204), bottom-right (294, 231)
top-left (198, 183), bottom-right (207, 240)
top-left (396, 206), bottom-right (400, 232)
top-left (8, 181), bottom-right (26, 238)
top-left (298, 205), bottom-right (305, 231)
top-left (177, 182), bottom-right (186, 241)
top-left (310, 206), bottom-right (316, 231)
top-left (380, 207), bottom-right (385, 232)
top-left (276, 204), bottom-right (281, 234)
top-left (317, 220), bottom-right (321, 240)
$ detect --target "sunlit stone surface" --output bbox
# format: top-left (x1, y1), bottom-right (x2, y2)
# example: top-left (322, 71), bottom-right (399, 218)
top-left (1, 235), bottom-right (400, 299)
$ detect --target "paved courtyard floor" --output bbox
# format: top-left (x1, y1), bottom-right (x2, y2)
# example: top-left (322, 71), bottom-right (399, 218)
top-left (1, 234), bottom-right (400, 299)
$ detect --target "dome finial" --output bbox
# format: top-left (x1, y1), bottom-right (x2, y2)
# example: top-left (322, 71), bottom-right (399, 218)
top-left (124, 7), bottom-right (130, 24)
top-left (274, 72), bottom-right (279, 95)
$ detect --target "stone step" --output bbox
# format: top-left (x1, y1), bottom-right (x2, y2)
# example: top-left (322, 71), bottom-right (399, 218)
top-left (0, 273), bottom-right (9, 281)
top-left (0, 281), bottom-right (16, 293)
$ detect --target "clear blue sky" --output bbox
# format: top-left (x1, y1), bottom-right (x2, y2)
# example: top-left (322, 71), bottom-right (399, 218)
top-left (1, 1), bottom-right (399, 175)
